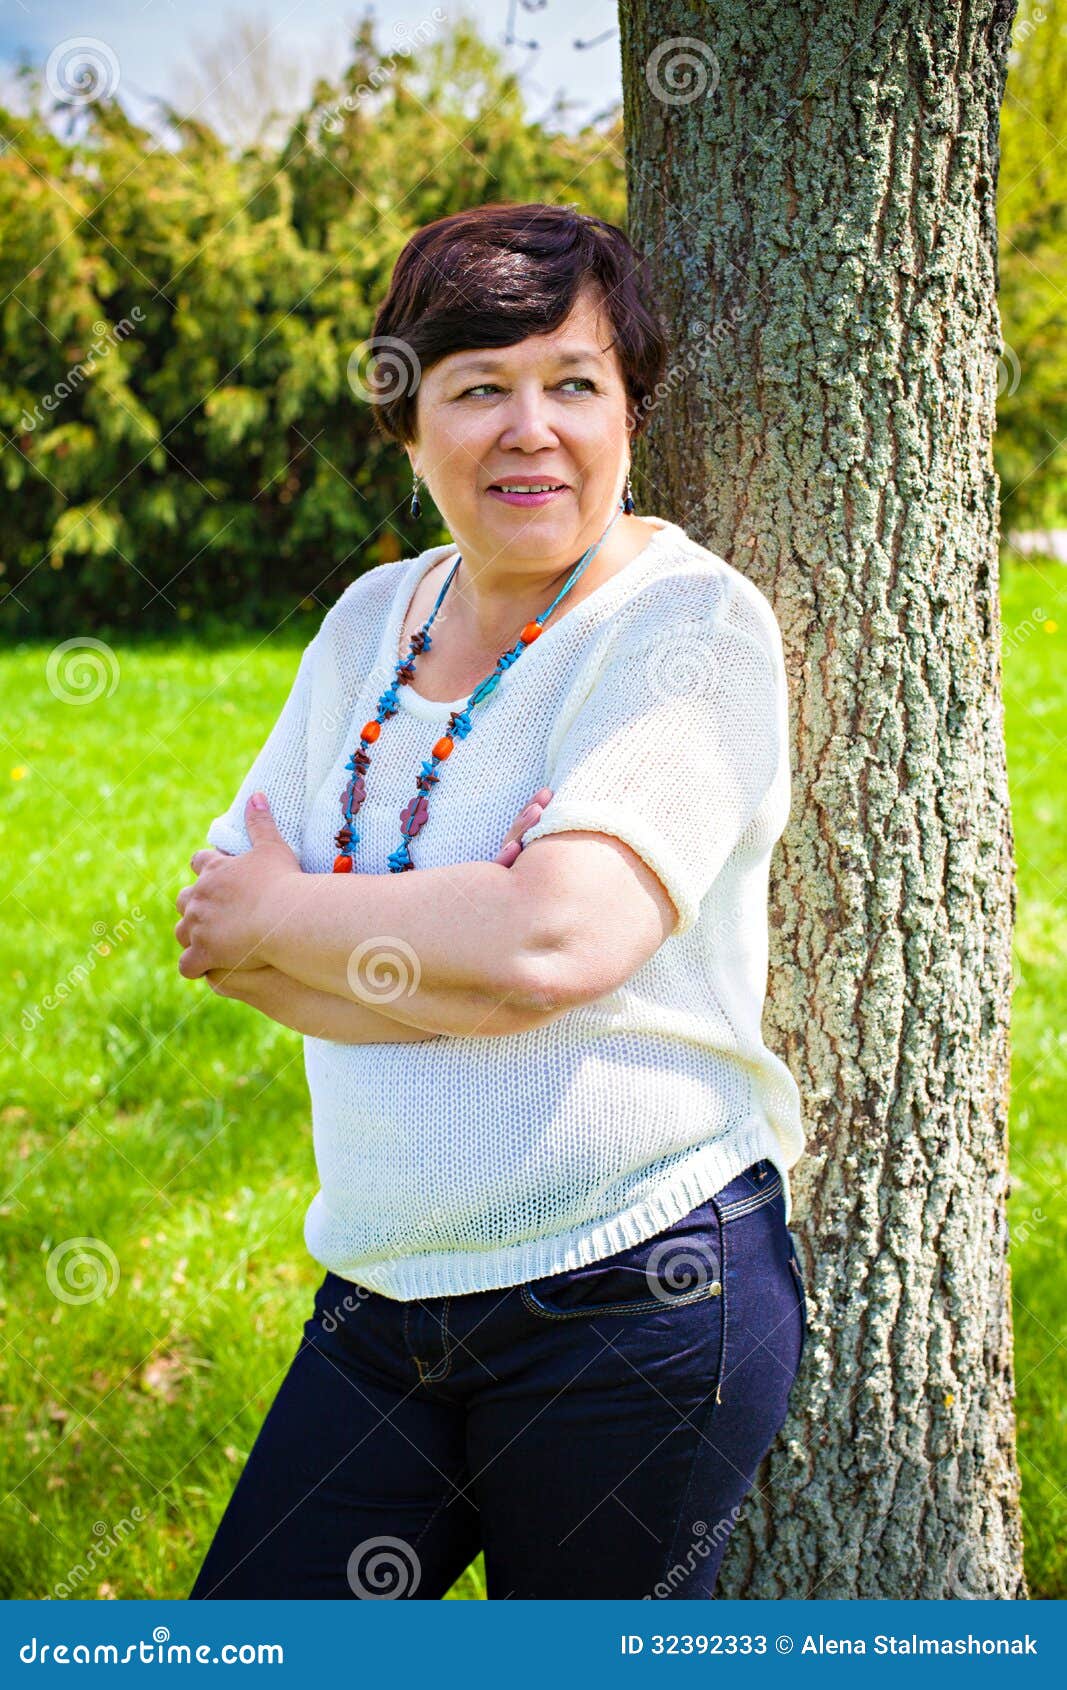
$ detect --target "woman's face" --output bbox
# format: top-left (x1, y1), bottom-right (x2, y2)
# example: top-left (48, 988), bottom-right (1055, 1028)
top-left (407, 284), bottom-right (634, 569)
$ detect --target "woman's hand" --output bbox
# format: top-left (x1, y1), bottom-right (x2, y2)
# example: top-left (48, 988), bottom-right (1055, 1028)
top-left (176, 792), bottom-right (301, 980)
top-left (493, 787), bottom-right (553, 868)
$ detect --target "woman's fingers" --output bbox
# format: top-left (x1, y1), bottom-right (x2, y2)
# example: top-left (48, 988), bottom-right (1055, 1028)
top-left (492, 786), bottom-right (554, 866)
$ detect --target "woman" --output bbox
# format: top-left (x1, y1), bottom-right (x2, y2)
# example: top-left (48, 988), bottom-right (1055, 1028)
top-left (177, 202), bottom-right (808, 1601)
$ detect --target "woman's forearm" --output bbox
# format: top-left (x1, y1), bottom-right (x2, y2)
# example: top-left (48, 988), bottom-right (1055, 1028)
top-left (222, 964), bottom-right (560, 1042)
top-left (267, 981), bottom-right (439, 1043)
top-left (222, 965), bottom-right (442, 1043)
top-left (265, 967), bottom-right (559, 1039)
top-left (256, 860), bottom-right (565, 1035)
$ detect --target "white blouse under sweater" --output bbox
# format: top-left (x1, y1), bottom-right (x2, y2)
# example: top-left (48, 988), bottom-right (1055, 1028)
top-left (206, 515), bottom-right (806, 1300)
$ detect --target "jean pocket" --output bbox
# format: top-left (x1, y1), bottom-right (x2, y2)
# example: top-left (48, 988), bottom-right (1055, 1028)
top-left (520, 1206), bottom-right (723, 1321)
top-left (786, 1228), bottom-right (808, 1364)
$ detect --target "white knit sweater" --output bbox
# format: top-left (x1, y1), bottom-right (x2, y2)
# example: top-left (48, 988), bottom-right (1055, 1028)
top-left (206, 515), bottom-right (805, 1299)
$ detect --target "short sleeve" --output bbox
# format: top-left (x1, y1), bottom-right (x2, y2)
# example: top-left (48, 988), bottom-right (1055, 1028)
top-left (518, 584), bottom-right (789, 936)
top-left (204, 633), bottom-right (320, 858)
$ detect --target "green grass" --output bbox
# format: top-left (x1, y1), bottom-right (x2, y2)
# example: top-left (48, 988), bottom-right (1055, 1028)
top-left (1, 566), bottom-right (1063, 1600)
top-left (0, 635), bottom-right (483, 1600)
top-left (999, 558), bottom-right (1067, 1600)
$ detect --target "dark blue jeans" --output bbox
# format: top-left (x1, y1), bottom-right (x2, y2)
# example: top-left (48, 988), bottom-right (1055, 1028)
top-left (188, 1158), bottom-right (807, 1600)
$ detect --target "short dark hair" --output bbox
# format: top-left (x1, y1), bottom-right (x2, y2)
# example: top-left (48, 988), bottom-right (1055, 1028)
top-left (367, 201), bottom-right (669, 447)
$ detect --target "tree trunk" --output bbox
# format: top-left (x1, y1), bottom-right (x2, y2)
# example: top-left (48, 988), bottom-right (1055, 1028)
top-left (619, 0), bottom-right (1026, 1598)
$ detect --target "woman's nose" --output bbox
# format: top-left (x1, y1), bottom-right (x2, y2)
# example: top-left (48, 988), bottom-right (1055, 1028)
top-left (497, 393), bottom-right (561, 449)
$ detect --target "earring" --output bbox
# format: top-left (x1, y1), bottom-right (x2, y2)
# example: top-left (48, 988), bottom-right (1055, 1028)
top-left (409, 471), bottom-right (422, 520)
top-left (622, 470), bottom-right (635, 515)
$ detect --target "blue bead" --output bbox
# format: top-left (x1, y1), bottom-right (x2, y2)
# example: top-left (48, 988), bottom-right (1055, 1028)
top-left (469, 673), bottom-right (501, 705)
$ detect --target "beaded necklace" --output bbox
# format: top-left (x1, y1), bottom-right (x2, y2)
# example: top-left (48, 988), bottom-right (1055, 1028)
top-left (332, 502), bottom-right (626, 873)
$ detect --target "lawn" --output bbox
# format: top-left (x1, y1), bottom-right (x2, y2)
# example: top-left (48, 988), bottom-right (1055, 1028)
top-left (0, 558), bottom-right (1062, 1599)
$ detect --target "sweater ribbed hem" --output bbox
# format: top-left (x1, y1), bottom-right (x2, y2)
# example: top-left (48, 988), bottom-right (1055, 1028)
top-left (305, 1118), bottom-right (793, 1302)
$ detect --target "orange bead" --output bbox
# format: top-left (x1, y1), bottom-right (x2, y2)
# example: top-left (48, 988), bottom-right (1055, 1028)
top-left (520, 621), bottom-right (542, 645)
top-left (332, 855), bottom-right (354, 873)
top-left (433, 736), bottom-right (454, 760)
top-left (361, 720), bottom-right (381, 743)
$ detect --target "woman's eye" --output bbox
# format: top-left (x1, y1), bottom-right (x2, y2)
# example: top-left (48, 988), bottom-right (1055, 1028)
top-left (460, 378), bottom-right (596, 398)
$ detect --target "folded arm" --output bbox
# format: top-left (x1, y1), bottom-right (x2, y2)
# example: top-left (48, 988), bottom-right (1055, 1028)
top-left (205, 964), bottom-right (445, 1043)
top-left (202, 790), bottom-right (566, 1041)
top-left (254, 825), bottom-right (679, 1037)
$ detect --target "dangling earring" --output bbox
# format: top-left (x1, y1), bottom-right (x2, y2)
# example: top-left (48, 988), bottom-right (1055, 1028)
top-left (622, 470), bottom-right (636, 515)
top-left (409, 471), bottom-right (422, 520)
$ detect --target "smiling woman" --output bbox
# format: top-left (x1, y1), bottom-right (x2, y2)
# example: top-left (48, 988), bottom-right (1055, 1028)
top-left (184, 201), bottom-right (807, 1604)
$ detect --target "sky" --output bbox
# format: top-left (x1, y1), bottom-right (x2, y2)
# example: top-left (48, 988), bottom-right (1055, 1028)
top-left (0, 0), bottom-right (626, 140)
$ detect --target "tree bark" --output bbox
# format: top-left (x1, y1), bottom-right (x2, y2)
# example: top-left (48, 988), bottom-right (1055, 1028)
top-left (620, 0), bottom-right (1026, 1598)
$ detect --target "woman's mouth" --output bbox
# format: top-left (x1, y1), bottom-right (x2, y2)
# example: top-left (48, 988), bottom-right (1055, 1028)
top-left (486, 483), bottom-right (569, 508)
